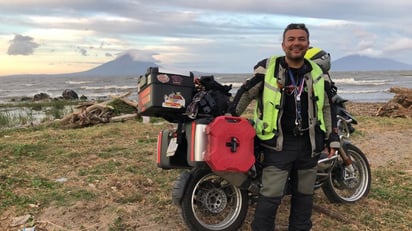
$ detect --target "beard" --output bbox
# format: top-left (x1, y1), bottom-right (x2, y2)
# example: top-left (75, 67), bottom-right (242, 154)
top-left (288, 55), bottom-right (304, 61)
top-left (285, 46), bottom-right (306, 61)
top-left (284, 49), bottom-right (307, 68)
top-left (286, 54), bottom-right (305, 62)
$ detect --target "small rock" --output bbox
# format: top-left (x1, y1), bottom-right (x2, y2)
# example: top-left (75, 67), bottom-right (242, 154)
top-left (55, 177), bottom-right (68, 183)
top-left (33, 92), bottom-right (50, 101)
top-left (62, 89), bottom-right (79, 100)
top-left (11, 214), bottom-right (32, 227)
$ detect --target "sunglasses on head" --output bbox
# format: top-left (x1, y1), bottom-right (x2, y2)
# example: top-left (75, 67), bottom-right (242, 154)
top-left (283, 23), bottom-right (310, 39)
top-left (285, 23), bottom-right (307, 30)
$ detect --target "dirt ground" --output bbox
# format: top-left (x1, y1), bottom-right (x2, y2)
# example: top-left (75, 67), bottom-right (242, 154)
top-left (345, 102), bottom-right (412, 169)
top-left (1, 102), bottom-right (411, 231)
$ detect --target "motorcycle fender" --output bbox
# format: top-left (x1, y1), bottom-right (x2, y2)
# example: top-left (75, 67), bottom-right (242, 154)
top-left (171, 171), bottom-right (192, 206)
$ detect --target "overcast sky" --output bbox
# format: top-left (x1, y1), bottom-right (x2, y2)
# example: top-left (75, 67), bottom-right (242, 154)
top-left (1, 0), bottom-right (412, 76)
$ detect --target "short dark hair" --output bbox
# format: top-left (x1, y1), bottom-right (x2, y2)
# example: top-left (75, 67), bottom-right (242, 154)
top-left (283, 23), bottom-right (309, 40)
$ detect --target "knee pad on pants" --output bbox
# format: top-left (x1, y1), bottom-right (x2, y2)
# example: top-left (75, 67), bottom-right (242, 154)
top-left (297, 167), bottom-right (317, 195)
top-left (260, 166), bottom-right (288, 197)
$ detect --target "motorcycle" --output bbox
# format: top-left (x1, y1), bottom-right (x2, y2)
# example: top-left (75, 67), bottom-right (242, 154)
top-left (140, 70), bottom-right (371, 231)
top-left (170, 114), bottom-right (371, 230)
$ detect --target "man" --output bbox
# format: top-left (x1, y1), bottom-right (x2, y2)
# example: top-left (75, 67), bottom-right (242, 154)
top-left (230, 23), bottom-right (340, 231)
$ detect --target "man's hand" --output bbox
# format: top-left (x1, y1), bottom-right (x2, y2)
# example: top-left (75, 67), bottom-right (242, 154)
top-left (323, 147), bottom-right (337, 158)
top-left (329, 147), bottom-right (336, 158)
top-left (325, 132), bottom-right (340, 158)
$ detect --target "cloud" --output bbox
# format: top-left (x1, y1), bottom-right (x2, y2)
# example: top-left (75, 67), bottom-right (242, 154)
top-left (384, 38), bottom-right (412, 53)
top-left (7, 34), bottom-right (39, 55)
top-left (76, 46), bottom-right (88, 56)
top-left (116, 49), bottom-right (160, 63)
top-left (2, 0), bottom-right (412, 74)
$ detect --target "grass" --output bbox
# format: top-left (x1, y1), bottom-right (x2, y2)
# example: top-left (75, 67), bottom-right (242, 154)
top-left (0, 100), bottom-right (79, 109)
top-left (0, 109), bottom-right (35, 128)
top-left (371, 169), bottom-right (411, 206)
top-left (0, 100), bottom-right (78, 129)
top-left (0, 119), bottom-right (178, 226)
top-left (0, 114), bottom-right (411, 230)
top-left (0, 99), bottom-right (136, 130)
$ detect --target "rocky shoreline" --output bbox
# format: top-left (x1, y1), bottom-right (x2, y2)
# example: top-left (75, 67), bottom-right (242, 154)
top-left (347, 87), bottom-right (411, 118)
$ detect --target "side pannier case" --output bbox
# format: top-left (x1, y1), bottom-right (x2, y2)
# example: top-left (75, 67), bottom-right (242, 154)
top-left (184, 118), bottom-right (212, 166)
top-left (156, 129), bottom-right (190, 169)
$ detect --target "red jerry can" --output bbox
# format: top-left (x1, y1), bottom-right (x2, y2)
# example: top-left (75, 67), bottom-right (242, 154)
top-left (205, 116), bottom-right (256, 172)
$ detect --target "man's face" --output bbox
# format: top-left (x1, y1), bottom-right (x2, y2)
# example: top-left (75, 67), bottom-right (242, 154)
top-left (282, 29), bottom-right (309, 61)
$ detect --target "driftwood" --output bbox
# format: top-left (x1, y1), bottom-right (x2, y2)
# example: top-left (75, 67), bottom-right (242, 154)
top-left (57, 92), bottom-right (138, 128)
top-left (376, 87), bottom-right (412, 118)
top-left (111, 114), bottom-right (138, 122)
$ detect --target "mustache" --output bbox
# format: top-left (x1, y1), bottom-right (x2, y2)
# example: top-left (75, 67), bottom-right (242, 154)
top-left (289, 46), bottom-right (306, 51)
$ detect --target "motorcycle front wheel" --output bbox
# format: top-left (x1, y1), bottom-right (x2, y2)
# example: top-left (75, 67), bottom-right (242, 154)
top-left (322, 143), bottom-right (371, 203)
top-left (180, 168), bottom-right (249, 231)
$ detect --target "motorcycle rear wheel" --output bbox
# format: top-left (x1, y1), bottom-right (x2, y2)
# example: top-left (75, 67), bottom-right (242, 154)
top-left (322, 143), bottom-right (371, 203)
top-left (180, 168), bottom-right (249, 231)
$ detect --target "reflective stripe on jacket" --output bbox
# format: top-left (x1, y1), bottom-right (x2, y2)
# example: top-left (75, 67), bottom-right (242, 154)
top-left (254, 56), bottom-right (326, 152)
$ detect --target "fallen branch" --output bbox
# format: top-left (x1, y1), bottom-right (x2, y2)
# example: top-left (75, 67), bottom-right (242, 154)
top-left (109, 92), bottom-right (138, 108)
top-left (376, 87), bottom-right (412, 118)
top-left (313, 204), bottom-right (348, 222)
top-left (313, 204), bottom-right (364, 228)
top-left (55, 92), bottom-right (138, 128)
top-left (111, 113), bottom-right (138, 122)
top-left (36, 220), bottom-right (68, 230)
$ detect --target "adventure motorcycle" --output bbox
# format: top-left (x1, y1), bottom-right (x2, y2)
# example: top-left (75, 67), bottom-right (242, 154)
top-left (137, 68), bottom-right (371, 231)
top-left (170, 114), bottom-right (371, 231)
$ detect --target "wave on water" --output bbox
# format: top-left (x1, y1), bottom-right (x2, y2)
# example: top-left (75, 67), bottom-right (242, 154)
top-left (81, 85), bottom-right (136, 90)
top-left (220, 82), bottom-right (243, 88)
top-left (333, 78), bottom-right (388, 86)
top-left (66, 81), bottom-right (91, 85)
top-left (337, 88), bottom-right (390, 94)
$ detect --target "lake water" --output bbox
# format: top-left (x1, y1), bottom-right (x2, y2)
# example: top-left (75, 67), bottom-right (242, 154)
top-left (0, 70), bottom-right (411, 104)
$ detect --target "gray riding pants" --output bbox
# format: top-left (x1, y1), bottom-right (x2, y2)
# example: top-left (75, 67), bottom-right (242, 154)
top-left (252, 134), bottom-right (319, 231)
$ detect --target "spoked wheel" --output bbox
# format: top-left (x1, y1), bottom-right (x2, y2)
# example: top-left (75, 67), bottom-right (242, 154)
top-left (322, 143), bottom-right (371, 203)
top-left (180, 168), bottom-right (249, 231)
